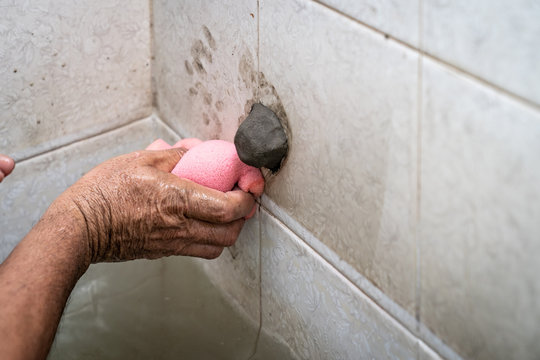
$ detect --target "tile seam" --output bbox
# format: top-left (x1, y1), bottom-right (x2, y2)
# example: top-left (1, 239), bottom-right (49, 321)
top-left (247, 205), bottom-right (264, 360)
top-left (148, 0), bottom-right (156, 108)
top-left (13, 114), bottom-right (154, 165)
top-left (415, 0), bottom-right (424, 336)
top-left (310, 0), bottom-right (540, 112)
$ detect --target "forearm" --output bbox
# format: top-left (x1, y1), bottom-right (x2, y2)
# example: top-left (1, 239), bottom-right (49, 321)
top-left (0, 199), bottom-right (89, 360)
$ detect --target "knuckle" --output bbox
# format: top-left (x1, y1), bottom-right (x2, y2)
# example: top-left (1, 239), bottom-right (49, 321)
top-left (215, 200), bottom-right (233, 223)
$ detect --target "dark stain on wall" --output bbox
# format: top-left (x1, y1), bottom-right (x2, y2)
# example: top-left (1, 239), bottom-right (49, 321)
top-left (202, 25), bottom-right (217, 51)
top-left (184, 60), bottom-right (194, 75)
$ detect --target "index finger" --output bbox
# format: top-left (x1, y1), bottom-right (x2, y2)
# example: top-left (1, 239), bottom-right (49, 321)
top-left (181, 180), bottom-right (256, 223)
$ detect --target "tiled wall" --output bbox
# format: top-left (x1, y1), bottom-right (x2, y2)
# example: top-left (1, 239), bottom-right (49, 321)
top-left (1, 0), bottom-right (539, 359)
top-left (0, 0), bottom-right (152, 161)
top-left (153, 0), bottom-right (540, 359)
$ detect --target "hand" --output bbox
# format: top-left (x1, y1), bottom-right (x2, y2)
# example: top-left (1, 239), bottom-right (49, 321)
top-left (0, 154), bottom-right (15, 183)
top-left (53, 147), bottom-right (256, 265)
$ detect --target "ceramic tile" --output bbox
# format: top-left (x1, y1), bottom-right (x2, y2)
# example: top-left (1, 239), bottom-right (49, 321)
top-left (152, 0), bottom-right (258, 142)
top-left (318, 0), bottom-right (419, 46)
top-left (260, 210), bottom-right (418, 360)
top-left (420, 59), bottom-right (540, 360)
top-left (0, 117), bottom-right (161, 261)
top-left (259, 0), bottom-right (418, 313)
top-left (423, 0), bottom-right (540, 105)
top-left (198, 207), bottom-right (261, 323)
top-left (51, 257), bottom-right (269, 360)
top-left (0, 0), bottom-right (152, 161)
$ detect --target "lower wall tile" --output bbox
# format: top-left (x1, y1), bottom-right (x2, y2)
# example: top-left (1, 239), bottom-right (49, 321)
top-left (260, 209), bottom-right (420, 360)
top-left (51, 257), bottom-right (264, 360)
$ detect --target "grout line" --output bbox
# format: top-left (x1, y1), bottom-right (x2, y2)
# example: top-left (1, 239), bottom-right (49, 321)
top-left (149, 0), bottom-right (156, 108)
top-left (247, 2), bottom-right (264, 356)
top-left (152, 111), bottom-right (185, 138)
top-left (247, 204), bottom-right (264, 360)
top-left (310, 0), bottom-right (540, 113)
top-left (256, 0), bottom-right (261, 101)
top-left (13, 115), bottom-right (152, 165)
top-left (415, 0), bottom-right (424, 334)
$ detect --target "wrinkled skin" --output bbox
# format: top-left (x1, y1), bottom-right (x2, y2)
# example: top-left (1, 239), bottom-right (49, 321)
top-left (60, 147), bottom-right (256, 264)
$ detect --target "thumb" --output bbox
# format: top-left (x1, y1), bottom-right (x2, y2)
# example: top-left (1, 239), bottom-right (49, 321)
top-left (144, 147), bottom-right (188, 173)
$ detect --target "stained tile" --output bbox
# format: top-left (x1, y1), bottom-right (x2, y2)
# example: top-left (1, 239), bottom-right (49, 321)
top-left (152, 0), bottom-right (258, 141)
top-left (0, 0), bottom-right (152, 161)
top-left (260, 210), bottom-right (418, 359)
top-left (423, 0), bottom-right (540, 104)
top-left (420, 58), bottom-right (540, 360)
top-left (319, 0), bottom-right (419, 46)
top-left (0, 117), bottom-right (162, 261)
top-left (259, 0), bottom-right (418, 313)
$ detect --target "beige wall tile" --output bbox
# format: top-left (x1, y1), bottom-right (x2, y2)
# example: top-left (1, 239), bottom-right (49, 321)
top-left (260, 0), bottom-right (419, 313)
top-left (152, 0), bottom-right (258, 142)
top-left (420, 58), bottom-right (540, 360)
top-left (0, 0), bottom-right (152, 161)
top-left (52, 257), bottom-right (264, 359)
top-left (423, 0), bottom-right (540, 104)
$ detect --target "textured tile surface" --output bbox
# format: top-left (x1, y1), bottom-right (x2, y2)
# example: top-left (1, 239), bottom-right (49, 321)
top-left (260, 210), bottom-right (418, 360)
top-left (423, 0), bottom-right (540, 104)
top-left (420, 59), bottom-right (540, 360)
top-left (0, 117), bottom-right (162, 261)
top-left (152, 0), bottom-right (258, 141)
top-left (319, 0), bottom-right (419, 46)
top-left (0, 0), bottom-right (152, 160)
top-left (259, 0), bottom-right (418, 312)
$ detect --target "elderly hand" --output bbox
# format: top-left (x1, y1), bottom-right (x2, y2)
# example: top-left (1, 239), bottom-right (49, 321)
top-left (0, 147), bottom-right (257, 360)
top-left (54, 147), bottom-right (256, 265)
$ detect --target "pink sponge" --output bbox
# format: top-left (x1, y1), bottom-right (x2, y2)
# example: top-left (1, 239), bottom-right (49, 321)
top-left (146, 138), bottom-right (264, 197)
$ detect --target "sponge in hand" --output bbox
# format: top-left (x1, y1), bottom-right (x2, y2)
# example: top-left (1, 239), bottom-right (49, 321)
top-left (146, 138), bottom-right (264, 197)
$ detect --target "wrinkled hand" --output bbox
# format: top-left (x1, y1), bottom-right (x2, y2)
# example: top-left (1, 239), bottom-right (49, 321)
top-left (53, 147), bottom-right (256, 264)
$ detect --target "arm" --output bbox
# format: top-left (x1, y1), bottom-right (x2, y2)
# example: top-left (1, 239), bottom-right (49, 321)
top-left (0, 147), bottom-right (256, 359)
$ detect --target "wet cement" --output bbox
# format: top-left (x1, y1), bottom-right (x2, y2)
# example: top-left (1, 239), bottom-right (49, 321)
top-left (234, 103), bottom-right (288, 172)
